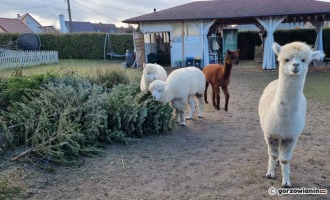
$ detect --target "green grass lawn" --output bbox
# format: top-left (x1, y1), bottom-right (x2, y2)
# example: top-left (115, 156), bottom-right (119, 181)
top-left (305, 69), bottom-right (330, 104)
top-left (1, 59), bottom-right (329, 104)
top-left (0, 59), bottom-right (142, 82)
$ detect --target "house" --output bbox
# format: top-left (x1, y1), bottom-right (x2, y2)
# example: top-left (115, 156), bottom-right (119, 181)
top-left (65, 21), bottom-right (95, 32)
top-left (17, 13), bottom-right (43, 33)
top-left (59, 14), bottom-right (121, 33)
top-left (123, 0), bottom-right (330, 69)
top-left (41, 26), bottom-right (58, 33)
top-left (92, 22), bottom-right (117, 33)
top-left (0, 18), bottom-right (32, 33)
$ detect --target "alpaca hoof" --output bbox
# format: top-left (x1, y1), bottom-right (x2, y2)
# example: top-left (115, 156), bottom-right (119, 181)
top-left (205, 101), bottom-right (209, 104)
top-left (186, 117), bottom-right (193, 120)
top-left (179, 122), bottom-right (186, 126)
top-left (282, 181), bottom-right (292, 188)
top-left (266, 173), bottom-right (275, 179)
top-left (198, 116), bottom-right (203, 118)
top-left (225, 108), bottom-right (228, 111)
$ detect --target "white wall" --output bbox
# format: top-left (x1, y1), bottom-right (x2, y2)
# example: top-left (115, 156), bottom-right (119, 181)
top-left (139, 21), bottom-right (204, 67)
top-left (22, 15), bottom-right (43, 33)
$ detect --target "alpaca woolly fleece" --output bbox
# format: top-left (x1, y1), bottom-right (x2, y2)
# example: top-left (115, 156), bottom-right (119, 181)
top-left (140, 63), bottom-right (167, 91)
top-left (149, 67), bottom-right (205, 125)
top-left (258, 41), bottom-right (324, 188)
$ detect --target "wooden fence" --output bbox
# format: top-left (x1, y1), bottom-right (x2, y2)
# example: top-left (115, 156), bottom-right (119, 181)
top-left (0, 49), bottom-right (58, 69)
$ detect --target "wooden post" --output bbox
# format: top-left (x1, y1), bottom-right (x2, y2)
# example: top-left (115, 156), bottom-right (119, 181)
top-left (182, 20), bottom-right (185, 65)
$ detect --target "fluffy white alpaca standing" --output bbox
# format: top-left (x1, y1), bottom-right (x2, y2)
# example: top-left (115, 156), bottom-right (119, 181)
top-left (140, 63), bottom-right (167, 91)
top-left (259, 42), bottom-right (324, 188)
top-left (149, 67), bottom-right (205, 126)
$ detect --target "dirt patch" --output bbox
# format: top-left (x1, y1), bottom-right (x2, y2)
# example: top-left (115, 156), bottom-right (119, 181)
top-left (1, 62), bottom-right (329, 199)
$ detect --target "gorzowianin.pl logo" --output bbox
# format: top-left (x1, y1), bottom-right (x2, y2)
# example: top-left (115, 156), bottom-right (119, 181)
top-left (268, 187), bottom-right (328, 196)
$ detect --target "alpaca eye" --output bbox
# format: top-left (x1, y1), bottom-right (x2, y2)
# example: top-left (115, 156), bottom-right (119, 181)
top-left (159, 90), bottom-right (162, 92)
top-left (301, 59), bottom-right (305, 62)
top-left (285, 59), bottom-right (290, 62)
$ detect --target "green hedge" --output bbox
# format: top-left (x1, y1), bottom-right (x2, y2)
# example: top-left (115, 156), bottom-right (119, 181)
top-left (0, 33), bottom-right (134, 59)
top-left (238, 28), bottom-right (330, 59)
top-left (1, 29), bottom-right (329, 60)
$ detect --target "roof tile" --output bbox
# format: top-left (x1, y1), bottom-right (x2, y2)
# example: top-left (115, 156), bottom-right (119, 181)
top-left (123, 0), bottom-right (330, 23)
top-left (0, 18), bottom-right (32, 33)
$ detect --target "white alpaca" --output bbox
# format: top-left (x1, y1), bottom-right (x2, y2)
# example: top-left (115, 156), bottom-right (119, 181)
top-left (258, 42), bottom-right (324, 188)
top-left (140, 63), bottom-right (167, 91)
top-left (149, 67), bottom-right (205, 126)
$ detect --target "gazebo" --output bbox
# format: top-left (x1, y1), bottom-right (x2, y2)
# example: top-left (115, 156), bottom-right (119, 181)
top-left (123, 0), bottom-right (330, 69)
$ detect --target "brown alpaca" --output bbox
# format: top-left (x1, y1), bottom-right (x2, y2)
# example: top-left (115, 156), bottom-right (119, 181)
top-left (203, 50), bottom-right (239, 111)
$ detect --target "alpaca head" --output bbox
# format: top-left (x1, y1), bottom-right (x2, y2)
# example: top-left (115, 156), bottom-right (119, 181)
top-left (273, 42), bottom-right (325, 77)
top-left (143, 63), bottom-right (161, 83)
top-left (149, 80), bottom-right (168, 103)
top-left (225, 49), bottom-right (240, 65)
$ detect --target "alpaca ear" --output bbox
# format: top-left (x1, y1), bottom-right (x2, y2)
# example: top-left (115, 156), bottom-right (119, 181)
top-left (311, 51), bottom-right (325, 61)
top-left (227, 49), bottom-right (230, 54)
top-left (143, 63), bottom-right (146, 69)
top-left (272, 42), bottom-right (281, 56)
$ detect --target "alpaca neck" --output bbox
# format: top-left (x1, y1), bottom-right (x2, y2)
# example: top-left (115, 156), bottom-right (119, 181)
top-left (222, 59), bottom-right (233, 80)
top-left (274, 73), bottom-right (306, 110)
top-left (163, 87), bottom-right (174, 103)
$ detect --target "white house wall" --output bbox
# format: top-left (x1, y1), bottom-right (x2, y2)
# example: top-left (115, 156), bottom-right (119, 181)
top-left (22, 15), bottom-right (43, 33)
top-left (140, 22), bottom-right (171, 33)
top-left (170, 21), bottom-right (203, 67)
top-left (140, 21), bottom-right (207, 67)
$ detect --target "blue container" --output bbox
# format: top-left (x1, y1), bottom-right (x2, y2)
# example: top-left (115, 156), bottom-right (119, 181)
top-left (186, 57), bottom-right (194, 67)
top-left (194, 58), bottom-right (202, 68)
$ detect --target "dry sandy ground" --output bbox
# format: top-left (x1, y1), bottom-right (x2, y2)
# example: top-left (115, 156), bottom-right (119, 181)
top-left (1, 61), bottom-right (329, 200)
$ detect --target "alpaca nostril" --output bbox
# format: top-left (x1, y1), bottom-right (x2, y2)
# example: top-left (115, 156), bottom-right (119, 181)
top-left (293, 63), bottom-right (299, 67)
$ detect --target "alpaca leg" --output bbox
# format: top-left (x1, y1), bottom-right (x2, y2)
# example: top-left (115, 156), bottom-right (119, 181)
top-left (212, 86), bottom-right (220, 110)
top-left (222, 86), bottom-right (230, 111)
top-left (279, 138), bottom-right (297, 188)
top-left (176, 99), bottom-right (186, 126)
top-left (265, 137), bottom-right (279, 179)
top-left (179, 110), bottom-right (186, 126)
top-left (204, 81), bottom-right (209, 104)
top-left (174, 109), bottom-right (180, 123)
top-left (196, 94), bottom-right (204, 118)
top-left (186, 95), bottom-right (196, 120)
top-left (171, 99), bottom-right (180, 123)
top-left (211, 85), bottom-right (216, 108)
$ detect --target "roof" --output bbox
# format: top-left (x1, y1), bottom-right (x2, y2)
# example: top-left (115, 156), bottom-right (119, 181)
top-left (41, 26), bottom-right (58, 33)
top-left (92, 23), bottom-right (118, 33)
top-left (65, 21), bottom-right (95, 32)
top-left (123, 0), bottom-right (330, 24)
top-left (17, 13), bottom-right (42, 27)
top-left (0, 18), bottom-right (32, 33)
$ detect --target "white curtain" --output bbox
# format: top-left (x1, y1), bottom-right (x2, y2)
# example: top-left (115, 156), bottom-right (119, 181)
top-left (310, 20), bottom-right (325, 53)
top-left (202, 20), bottom-right (216, 67)
top-left (191, 20), bottom-right (216, 67)
top-left (256, 16), bottom-right (287, 69)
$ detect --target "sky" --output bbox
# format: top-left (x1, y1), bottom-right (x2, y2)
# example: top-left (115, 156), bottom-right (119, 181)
top-left (0, 0), bottom-right (194, 29)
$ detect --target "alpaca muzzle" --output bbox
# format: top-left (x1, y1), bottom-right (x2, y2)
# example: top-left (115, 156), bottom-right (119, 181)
top-left (291, 63), bottom-right (299, 73)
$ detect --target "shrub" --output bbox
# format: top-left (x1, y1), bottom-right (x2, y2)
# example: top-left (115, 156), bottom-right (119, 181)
top-left (2, 76), bottom-right (110, 163)
top-left (106, 83), bottom-right (175, 143)
top-left (2, 75), bottom-right (175, 164)
top-left (86, 68), bottom-right (130, 88)
top-left (0, 73), bottom-right (57, 110)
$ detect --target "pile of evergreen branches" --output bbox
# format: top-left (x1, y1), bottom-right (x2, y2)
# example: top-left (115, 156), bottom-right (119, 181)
top-left (1, 74), bottom-right (175, 164)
